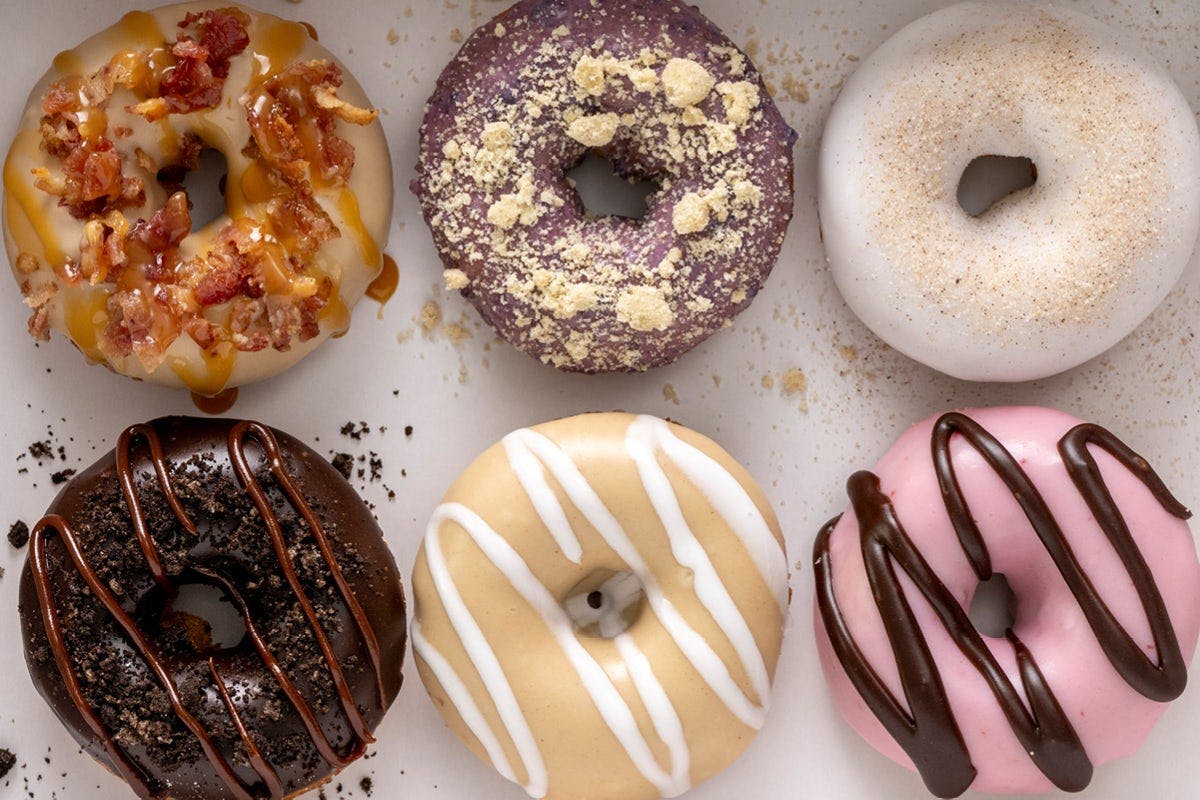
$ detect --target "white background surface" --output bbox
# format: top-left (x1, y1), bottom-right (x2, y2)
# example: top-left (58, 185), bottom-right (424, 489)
top-left (1, 0), bottom-right (1198, 798)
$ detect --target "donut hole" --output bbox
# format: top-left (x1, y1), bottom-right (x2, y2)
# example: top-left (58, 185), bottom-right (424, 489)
top-left (158, 580), bottom-right (248, 654)
top-left (969, 573), bottom-right (1018, 639)
top-left (565, 152), bottom-right (659, 221)
top-left (565, 570), bottom-right (646, 638)
top-left (957, 155), bottom-right (1037, 217)
top-left (159, 147), bottom-right (228, 232)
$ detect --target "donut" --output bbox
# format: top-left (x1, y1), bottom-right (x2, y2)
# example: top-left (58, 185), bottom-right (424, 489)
top-left (18, 416), bottom-right (407, 800)
top-left (3, 2), bottom-right (392, 395)
top-left (412, 0), bottom-right (796, 373)
top-left (818, 2), bottom-right (1200, 382)
top-left (813, 406), bottom-right (1200, 797)
top-left (411, 413), bottom-right (789, 799)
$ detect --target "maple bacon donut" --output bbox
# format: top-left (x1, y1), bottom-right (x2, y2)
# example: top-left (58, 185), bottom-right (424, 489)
top-left (4, 2), bottom-right (392, 395)
top-left (412, 413), bottom-right (789, 799)
top-left (413, 0), bottom-right (796, 373)
top-left (814, 407), bottom-right (1200, 797)
top-left (819, 3), bottom-right (1200, 381)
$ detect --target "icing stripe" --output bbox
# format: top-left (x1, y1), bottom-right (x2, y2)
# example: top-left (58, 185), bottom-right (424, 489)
top-left (512, 426), bottom-right (768, 727)
top-left (411, 623), bottom-right (519, 785)
top-left (429, 503), bottom-right (686, 798)
top-left (615, 633), bottom-right (691, 794)
top-left (425, 518), bottom-right (549, 798)
top-left (639, 417), bottom-right (790, 611)
top-left (504, 430), bottom-right (584, 563)
top-left (626, 416), bottom-right (773, 707)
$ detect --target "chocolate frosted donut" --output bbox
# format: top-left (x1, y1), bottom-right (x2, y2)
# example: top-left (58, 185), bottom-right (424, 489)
top-left (18, 417), bottom-right (407, 800)
top-left (412, 0), bottom-right (796, 372)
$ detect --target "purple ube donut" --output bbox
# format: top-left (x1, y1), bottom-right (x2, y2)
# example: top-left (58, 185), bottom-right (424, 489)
top-left (412, 0), bottom-right (797, 373)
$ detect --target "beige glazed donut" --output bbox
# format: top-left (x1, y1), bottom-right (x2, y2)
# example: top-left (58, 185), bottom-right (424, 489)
top-left (411, 413), bottom-right (790, 800)
top-left (4, 2), bottom-right (392, 395)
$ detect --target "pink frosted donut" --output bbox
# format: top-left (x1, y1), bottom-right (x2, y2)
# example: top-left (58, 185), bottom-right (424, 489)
top-left (813, 407), bottom-right (1200, 797)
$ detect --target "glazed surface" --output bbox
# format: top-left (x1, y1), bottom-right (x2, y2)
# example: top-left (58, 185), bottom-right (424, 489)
top-left (413, 0), bottom-right (796, 373)
top-left (18, 416), bottom-right (407, 800)
top-left (814, 407), bottom-right (1200, 796)
top-left (412, 413), bottom-right (789, 800)
top-left (3, 1), bottom-right (393, 394)
top-left (819, 2), bottom-right (1200, 381)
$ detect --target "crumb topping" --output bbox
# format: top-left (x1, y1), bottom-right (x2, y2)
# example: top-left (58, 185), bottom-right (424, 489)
top-left (414, 0), bottom-right (796, 372)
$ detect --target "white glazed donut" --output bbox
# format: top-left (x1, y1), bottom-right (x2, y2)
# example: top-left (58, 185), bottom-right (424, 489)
top-left (411, 412), bottom-right (789, 800)
top-left (3, 2), bottom-right (392, 395)
top-left (818, 2), bottom-right (1200, 382)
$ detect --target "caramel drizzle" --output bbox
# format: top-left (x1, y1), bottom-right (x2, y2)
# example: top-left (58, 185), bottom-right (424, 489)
top-left (813, 413), bottom-right (1190, 798)
top-left (29, 421), bottom-right (387, 799)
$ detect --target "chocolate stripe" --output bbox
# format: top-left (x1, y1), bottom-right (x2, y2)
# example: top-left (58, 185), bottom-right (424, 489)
top-left (814, 413), bottom-right (1191, 798)
top-left (208, 659), bottom-right (286, 799)
top-left (228, 420), bottom-right (385, 745)
top-left (31, 517), bottom-right (256, 800)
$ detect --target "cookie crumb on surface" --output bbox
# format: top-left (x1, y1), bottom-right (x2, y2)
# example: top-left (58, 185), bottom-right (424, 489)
top-left (7, 521), bottom-right (29, 549)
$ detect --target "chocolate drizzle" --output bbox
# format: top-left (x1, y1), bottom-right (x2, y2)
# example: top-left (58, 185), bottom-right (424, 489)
top-left (814, 412), bottom-right (1192, 798)
top-left (27, 420), bottom-right (390, 800)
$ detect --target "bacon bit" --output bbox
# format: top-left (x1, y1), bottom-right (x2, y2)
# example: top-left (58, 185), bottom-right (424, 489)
top-left (246, 60), bottom-right (374, 186)
top-left (183, 315), bottom-right (218, 351)
top-left (193, 224), bottom-right (264, 307)
top-left (146, 8), bottom-right (250, 116)
top-left (228, 297), bottom-right (270, 352)
top-left (126, 192), bottom-right (192, 282)
top-left (42, 81), bottom-right (77, 116)
top-left (22, 280), bottom-right (58, 310)
top-left (314, 85), bottom-right (379, 125)
top-left (298, 278), bottom-right (332, 341)
top-left (80, 218), bottom-right (123, 285)
top-left (22, 280), bottom-right (58, 342)
top-left (28, 306), bottom-right (52, 342)
top-left (100, 289), bottom-right (179, 371)
top-left (36, 137), bottom-right (145, 218)
top-left (271, 193), bottom-right (339, 256)
top-left (179, 8), bottom-right (251, 79)
top-left (39, 116), bottom-right (82, 159)
top-left (129, 97), bottom-right (170, 122)
top-left (16, 253), bottom-right (40, 275)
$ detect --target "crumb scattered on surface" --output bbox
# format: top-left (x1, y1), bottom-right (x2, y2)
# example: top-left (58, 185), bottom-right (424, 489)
top-left (7, 521), bottom-right (29, 549)
top-left (331, 453), bottom-right (354, 479)
top-left (782, 368), bottom-right (807, 396)
top-left (662, 383), bottom-right (680, 405)
top-left (418, 301), bottom-right (443, 336)
top-left (0, 749), bottom-right (14, 780)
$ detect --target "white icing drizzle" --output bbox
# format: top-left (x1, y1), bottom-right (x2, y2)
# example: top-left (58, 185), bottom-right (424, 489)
top-left (418, 416), bottom-right (787, 798)
top-left (410, 623), bottom-right (519, 785)
top-left (625, 416), bottom-right (772, 715)
top-left (504, 424), bottom-right (768, 726)
top-left (504, 430), bottom-right (584, 563)
top-left (426, 503), bottom-right (688, 798)
top-left (639, 416), bottom-right (791, 611)
top-left (424, 518), bottom-right (549, 798)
